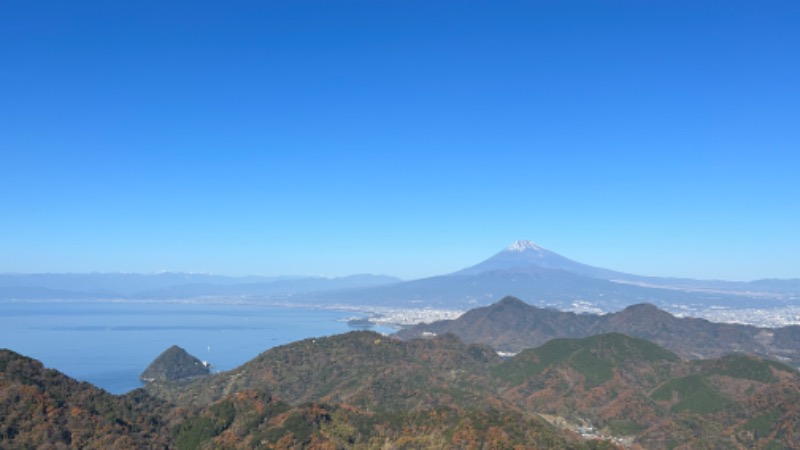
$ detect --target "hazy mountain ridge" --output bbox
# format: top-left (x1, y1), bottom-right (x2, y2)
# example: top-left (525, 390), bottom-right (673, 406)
top-left (398, 296), bottom-right (800, 365)
top-left (0, 273), bottom-right (401, 300)
top-left (1, 241), bottom-right (797, 313)
top-left (311, 266), bottom-right (778, 311)
top-left (309, 240), bottom-right (799, 311)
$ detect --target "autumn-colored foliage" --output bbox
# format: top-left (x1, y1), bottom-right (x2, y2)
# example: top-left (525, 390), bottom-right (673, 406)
top-left (4, 329), bottom-right (800, 449)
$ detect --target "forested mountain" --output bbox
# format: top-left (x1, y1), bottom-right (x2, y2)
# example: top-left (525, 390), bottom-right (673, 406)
top-left (0, 349), bottom-right (172, 449)
top-left (142, 331), bottom-right (800, 449)
top-left (3, 327), bottom-right (800, 449)
top-left (0, 342), bottom-right (592, 449)
top-left (398, 296), bottom-right (800, 365)
top-left (140, 345), bottom-right (211, 382)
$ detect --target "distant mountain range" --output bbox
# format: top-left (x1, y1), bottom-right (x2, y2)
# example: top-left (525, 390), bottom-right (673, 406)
top-left (1, 240), bottom-right (798, 312)
top-left (312, 240), bottom-right (799, 311)
top-left (0, 272), bottom-right (401, 300)
top-left (398, 296), bottom-right (800, 366)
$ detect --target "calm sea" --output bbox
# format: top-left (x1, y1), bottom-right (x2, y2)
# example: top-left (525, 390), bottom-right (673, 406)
top-left (0, 301), bottom-right (389, 394)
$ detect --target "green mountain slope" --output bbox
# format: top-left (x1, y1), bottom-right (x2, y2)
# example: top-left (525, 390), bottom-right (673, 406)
top-left (148, 331), bottom-right (504, 413)
top-left (4, 326), bottom-right (800, 449)
top-left (399, 296), bottom-right (800, 366)
top-left (491, 333), bottom-right (800, 448)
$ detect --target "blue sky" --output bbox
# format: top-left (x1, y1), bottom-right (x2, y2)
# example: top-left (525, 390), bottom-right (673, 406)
top-left (1, 1), bottom-right (798, 280)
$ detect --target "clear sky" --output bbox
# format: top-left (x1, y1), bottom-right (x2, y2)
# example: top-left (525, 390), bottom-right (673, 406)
top-left (1, 1), bottom-right (798, 280)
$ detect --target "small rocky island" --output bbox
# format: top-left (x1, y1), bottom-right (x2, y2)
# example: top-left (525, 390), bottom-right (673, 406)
top-left (140, 345), bottom-right (211, 382)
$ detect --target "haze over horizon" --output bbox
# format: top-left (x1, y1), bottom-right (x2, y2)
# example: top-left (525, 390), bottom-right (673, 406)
top-left (2, 1), bottom-right (798, 281)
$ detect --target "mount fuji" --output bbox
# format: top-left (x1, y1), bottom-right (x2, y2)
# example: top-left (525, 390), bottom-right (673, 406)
top-left (311, 240), bottom-right (798, 311)
top-left (458, 240), bottom-right (799, 297)
top-left (456, 240), bottom-right (623, 280)
top-left (4, 240), bottom-right (796, 311)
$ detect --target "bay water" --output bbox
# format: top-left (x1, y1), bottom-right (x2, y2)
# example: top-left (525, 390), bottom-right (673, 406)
top-left (0, 301), bottom-right (388, 394)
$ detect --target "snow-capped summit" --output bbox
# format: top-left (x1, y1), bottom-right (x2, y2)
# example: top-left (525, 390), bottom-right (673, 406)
top-left (455, 240), bottom-right (618, 279)
top-left (506, 240), bottom-right (544, 252)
